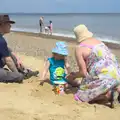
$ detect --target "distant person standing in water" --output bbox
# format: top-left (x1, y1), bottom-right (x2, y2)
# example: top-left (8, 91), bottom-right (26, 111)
top-left (48, 20), bottom-right (53, 35)
top-left (39, 16), bottom-right (44, 33)
top-left (45, 20), bottom-right (53, 35)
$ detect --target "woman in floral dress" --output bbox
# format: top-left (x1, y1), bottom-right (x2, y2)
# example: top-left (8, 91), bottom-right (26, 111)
top-left (66, 24), bottom-right (120, 106)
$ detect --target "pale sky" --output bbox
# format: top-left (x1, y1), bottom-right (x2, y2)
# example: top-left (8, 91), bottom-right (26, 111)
top-left (0, 0), bottom-right (120, 13)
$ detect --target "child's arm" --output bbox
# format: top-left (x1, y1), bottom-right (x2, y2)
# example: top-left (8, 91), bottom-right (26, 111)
top-left (64, 57), bottom-right (71, 74)
top-left (40, 60), bottom-right (50, 84)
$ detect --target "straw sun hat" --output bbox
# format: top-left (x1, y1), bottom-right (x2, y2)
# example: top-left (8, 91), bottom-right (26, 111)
top-left (74, 24), bottom-right (93, 42)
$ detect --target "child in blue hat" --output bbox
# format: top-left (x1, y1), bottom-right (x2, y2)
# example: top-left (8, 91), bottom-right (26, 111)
top-left (40, 41), bottom-right (71, 86)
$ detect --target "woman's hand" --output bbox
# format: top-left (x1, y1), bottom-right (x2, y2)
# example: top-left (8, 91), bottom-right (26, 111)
top-left (66, 72), bottom-right (77, 81)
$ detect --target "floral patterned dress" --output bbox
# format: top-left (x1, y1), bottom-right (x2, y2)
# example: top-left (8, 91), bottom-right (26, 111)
top-left (75, 43), bottom-right (120, 102)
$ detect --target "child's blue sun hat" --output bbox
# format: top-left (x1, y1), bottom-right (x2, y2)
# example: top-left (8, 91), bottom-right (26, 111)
top-left (52, 41), bottom-right (68, 56)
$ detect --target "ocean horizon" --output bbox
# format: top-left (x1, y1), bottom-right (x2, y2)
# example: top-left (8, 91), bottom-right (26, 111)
top-left (9, 13), bottom-right (120, 44)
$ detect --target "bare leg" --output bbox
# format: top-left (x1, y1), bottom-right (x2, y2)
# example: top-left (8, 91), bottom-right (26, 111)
top-left (116, 86), bottom-right (120, 92)
top-left (116, 86), bottom-right (120, 103)
top-left (90, 90), bottom-right (113, 102)
top-left (40, 26), bottom-right (42, 33)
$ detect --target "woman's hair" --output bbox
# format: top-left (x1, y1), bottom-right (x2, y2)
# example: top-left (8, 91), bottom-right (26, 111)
top-left (49, 20), bottom-right (52, 23)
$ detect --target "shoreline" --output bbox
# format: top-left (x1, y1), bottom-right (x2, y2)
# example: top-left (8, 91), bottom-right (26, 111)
top-left (11, 30), bottom-right (120, 49)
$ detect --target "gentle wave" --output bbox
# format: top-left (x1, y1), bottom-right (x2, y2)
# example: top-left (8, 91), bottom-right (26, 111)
top-left (11, 27), bottom-right (120, 44)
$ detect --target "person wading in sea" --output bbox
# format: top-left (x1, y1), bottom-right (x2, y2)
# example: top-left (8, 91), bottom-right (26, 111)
top-left (39, 16), bottom-right (44, 33)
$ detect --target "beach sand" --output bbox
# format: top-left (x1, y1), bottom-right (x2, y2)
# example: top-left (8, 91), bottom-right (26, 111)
top-left (0, 32), bottom-right (120, 120)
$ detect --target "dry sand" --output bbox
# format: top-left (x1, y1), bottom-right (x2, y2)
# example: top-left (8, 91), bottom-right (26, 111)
top-left (0, 32), bottom-right (120, 120)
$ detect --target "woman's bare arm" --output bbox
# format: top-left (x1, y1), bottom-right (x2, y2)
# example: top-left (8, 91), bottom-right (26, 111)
top-left (75, 46), bottom-right (87, 77)
top-left (64, 57), bottom-right (71, 74)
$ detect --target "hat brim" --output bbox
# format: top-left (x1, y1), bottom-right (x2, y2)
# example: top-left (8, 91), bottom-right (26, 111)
top-left (0, 20), bottom-right (15, 24)
top-left (7, 20), bottom-right (15, 24)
